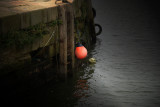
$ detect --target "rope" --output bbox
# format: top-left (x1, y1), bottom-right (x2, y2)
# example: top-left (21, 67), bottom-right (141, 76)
top-left (44, 31), bottom-right (55, 47)
top-left (74, 18), bottom-right (88, 44)
top-left (74, 19), bottom-right (81, 43)
top-left (30, 29), bottom-right (55, 60)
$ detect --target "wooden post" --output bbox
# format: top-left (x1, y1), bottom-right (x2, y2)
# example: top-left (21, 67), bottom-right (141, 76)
top-left (86, 0), bottom-right (96, 43)
top-left (66, 5), bottom-right (75, 70)
top-left (58, 5), bottom-right (67, 78)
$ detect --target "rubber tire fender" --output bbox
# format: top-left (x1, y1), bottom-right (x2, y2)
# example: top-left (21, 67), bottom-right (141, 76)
top-left (95, 24), bottom-right (102, 36)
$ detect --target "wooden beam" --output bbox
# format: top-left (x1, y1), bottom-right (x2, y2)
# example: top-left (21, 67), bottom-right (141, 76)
top-left (66, 4), bottom-right (75, 70)
top-left (58, 5), bottom-right (67, 78)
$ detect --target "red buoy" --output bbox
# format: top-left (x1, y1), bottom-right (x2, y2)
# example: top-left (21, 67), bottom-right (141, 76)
top-left (75, 43), bottom-right (87, 59)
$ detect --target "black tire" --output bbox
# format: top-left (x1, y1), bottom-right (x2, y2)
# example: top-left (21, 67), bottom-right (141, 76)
top-left (92, 8), bottom-right (96, 18)
top-left (95, 24), bottom-right (102, 36)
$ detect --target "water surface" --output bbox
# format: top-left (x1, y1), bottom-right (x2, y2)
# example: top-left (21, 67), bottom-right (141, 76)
top-left (1, 0), bottom-right (160, 107)
top-left (75, 0), bottom-right (160, 106)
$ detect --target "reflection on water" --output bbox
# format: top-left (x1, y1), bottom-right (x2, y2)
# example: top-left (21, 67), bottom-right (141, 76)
top-left (0, 45), bottom-right (96, 107)
top-left (1, 0), bottom-right (160, 107)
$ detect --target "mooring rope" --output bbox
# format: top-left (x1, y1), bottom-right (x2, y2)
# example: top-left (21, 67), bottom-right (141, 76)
top-left (74, 18), bottom-right (89, 45)
top-left (44, 30), bottom-right (55, 47)
top-left (30, 29), bottom-right (56, 60)
top-left (74, 19), bottom-right (81, 43)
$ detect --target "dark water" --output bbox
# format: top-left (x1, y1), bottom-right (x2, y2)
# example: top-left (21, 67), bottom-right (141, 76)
top-left (84, 0), bottom-right (160, 106)
top-left (1, 0), bottom-right (160, 107)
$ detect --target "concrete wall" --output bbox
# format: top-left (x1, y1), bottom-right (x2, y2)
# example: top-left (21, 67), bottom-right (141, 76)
top-left (0, 5), bottom-right (58, 35)
top-left (0, 0), bottom-right (95, 75)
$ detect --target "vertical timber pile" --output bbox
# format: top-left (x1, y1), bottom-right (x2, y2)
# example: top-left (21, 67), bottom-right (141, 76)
top-left (66, 4), bottom-right (75, 70)
top-left (58, 5), bottom-right (68, 78)
top-left (58, 4), bottom-right (75, 78)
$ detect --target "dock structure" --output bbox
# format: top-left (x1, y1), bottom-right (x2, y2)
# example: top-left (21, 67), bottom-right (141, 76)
top-left (0, 0), bottom-right (95, 76)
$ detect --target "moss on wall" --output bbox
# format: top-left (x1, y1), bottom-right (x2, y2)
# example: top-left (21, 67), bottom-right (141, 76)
top-left (0, 19), bottom-right (62, 50)
top-left (0, 0), bottom-right (95, 76)
top-left (74, 1), bottom-right (93, 48)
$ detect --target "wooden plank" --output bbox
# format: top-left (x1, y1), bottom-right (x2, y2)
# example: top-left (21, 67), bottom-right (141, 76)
top-left (66, 4), bottom-right (75, 70)
top-left (58, 5), bottom-right (67, 78)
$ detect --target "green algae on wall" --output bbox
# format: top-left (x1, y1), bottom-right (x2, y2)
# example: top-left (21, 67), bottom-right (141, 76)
top-left (0, 0), bottom-right (95, 76)
top-left (0, 19), bottom-right (62, 75)
top-left (74, 0), bottom-right (94, 48)
top-left (0, 19), bottom-right (62, 49)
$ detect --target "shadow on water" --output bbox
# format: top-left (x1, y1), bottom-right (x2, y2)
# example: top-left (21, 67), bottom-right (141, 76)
top-left (0, 39), bottom-right (101, 107)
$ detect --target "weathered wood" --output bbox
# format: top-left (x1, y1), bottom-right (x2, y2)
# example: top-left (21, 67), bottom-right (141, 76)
top-left (66, 5), bottom-right (75, 70)
top-left (58, 5), bottom-right (67, 78)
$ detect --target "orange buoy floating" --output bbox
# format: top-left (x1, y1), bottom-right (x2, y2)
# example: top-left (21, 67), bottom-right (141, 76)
top-left (75, 43), bottom-right (87, 59)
